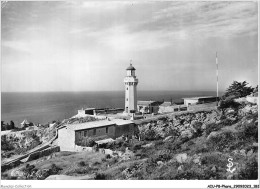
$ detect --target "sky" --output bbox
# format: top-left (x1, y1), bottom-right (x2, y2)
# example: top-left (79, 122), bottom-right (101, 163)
top-left (1, 1), bottom-right (258, 92)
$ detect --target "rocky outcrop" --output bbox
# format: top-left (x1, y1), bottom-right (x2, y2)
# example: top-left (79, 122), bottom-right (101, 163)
top-left (138, 110), bottom-right (221, 141)
top-left (175, 153), bottom-right (188, 163)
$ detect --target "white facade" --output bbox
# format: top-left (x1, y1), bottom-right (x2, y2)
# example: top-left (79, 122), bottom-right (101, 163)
top-left (184, 99), bottom-right (199, 106)
top-left (58, 127), bottom-right (76, 151)
top-left (124, 64), bottom-right (138, 114)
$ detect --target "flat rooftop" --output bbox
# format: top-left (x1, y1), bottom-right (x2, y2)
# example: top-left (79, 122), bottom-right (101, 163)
top-left (137, 100), bottom-right (156, 105)
top-left (63, 119), bottom-right (134, 131)
top-left (182, 96), bottom-right (216, 100)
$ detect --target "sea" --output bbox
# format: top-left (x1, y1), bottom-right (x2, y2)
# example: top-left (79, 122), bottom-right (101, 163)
top-left (1, 91), bottom-right (221, 126)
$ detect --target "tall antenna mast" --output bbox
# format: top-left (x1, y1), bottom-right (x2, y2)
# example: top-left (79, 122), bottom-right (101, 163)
top-left (216, 52), bottom-right (219, 98)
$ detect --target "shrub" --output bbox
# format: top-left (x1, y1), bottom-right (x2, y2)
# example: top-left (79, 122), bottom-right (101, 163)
top-left (154, 140), bottom-right (164, 147)
top-left (49, 163), bottom-right (62, 174)
top-left (35, 169), bottom-right (51, 180)
top-left (108, 157), bottom-right (118, 165)
top-left (218, 98), bottom-right (241, 114)
top-left (84, 138), bottom-right (95, 147)
top-left (206, 131), bottom-right (239, 151)
top-left (200, 152), bottom-right (228, 167)
top-left (242, 121), bottom-right (258, 141)
top-left (72, 167), bottom-right (89, 175)
top-left (164, 137), bottom-right (187, 152)
top-left (22, 164), bottom-right (37, 178)
top-left (92, 161), bottom-right (101, 166)
top-left (1, 173), bottom-right (17, 180)
top-left (76, 137), bottom-right (95, 147)
top-left (193, 145), bottom-right (209, 154)
top-left (174, 170), bottom-right (203, 180)
top-left (202, 168), bottom-right (222, 180)
top-left (144, 157), bottom-right (158, 174)
top-left (157, 151), bottom-right (171, 162)
top-left (105, 154), bottom-right (111, 159)
top-left (119, 146), bottom-right (126, 152)
top-left (1, 135), bottom-right (14, 151)
top-left (223, 81), bottom-right (253, 99)
top-left (192, 121), bottom-right (203, 136)
top-left (101, 157), bottom-right (106, 162)
top-left (135, 152), bottom-right (142, 159)
top-left (105, 141), bottom-right (116, 149)
top-left (114, 138), bottom-right (124, 148)
top-left (221, 117), bottom-right (239, 126)
top-left (186, 140), bottom-right (195, 146)
top-left (205, 123), bottom-right (224, 136)
top-left (238, 156), bottom-right (258, 180)
top-left (77, 161), bottom-right (86, 167)
top-left (131, 143), bottom-right (142, 152)
top-left (95, 173), bottom-right (106, 180)
top-left (145, 129), bottom-right (157, 140)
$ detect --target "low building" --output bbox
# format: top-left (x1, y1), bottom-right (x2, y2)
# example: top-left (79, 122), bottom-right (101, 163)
top-left (77, 108), bottom-right (97, 116)
top-left (49, 122), bottom-right (57, 128)
top-left (158, 101), bottom-right (173, 113)
top-left (183, 96), bottom-right (219, 106)
top-left (159, 103), bottom-right (187, 113)
top-left (160, 101), bottom-right (172, 107)
top-left (58, 119), bottom-right (135, 151)
top-left (77, 108), bottom-right (124, 117)
top-left (20, 119), bottom-right (30, 128)
top-left (137, 101), bottom-right (163, 114)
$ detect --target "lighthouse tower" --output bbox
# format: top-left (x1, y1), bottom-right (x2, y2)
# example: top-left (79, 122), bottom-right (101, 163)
top-left (124, 63), bottom-right (138, 114)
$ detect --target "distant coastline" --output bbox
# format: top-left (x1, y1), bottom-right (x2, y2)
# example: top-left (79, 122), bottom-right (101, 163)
top-left (1, 90), bottom-right (223, 125)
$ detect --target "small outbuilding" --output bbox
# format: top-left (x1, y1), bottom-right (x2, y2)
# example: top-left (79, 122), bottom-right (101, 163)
top-left (20, 119), bottom-right (30, 128)
top-left (137, 101), bottom-right (163, 114)
top-left (183, 96), bottom-right (219, 106)
top-left (58, 119), bottom-right (136, 151)
top-left (77, 108), bottom-right (97, 116)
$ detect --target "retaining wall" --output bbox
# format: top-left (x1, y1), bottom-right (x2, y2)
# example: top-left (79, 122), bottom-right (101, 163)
top-left (24, 146), bottom-right (60, 162)
top-left (187, 102), bottom-right (217, 111)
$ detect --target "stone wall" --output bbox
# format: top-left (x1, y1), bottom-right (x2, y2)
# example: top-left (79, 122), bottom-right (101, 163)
top-left (158, 106), bottom-right (175, 114)
top-left (187, 102), bottom-right (217, 111)
top-left (24, 146), bottom-right (60, 162)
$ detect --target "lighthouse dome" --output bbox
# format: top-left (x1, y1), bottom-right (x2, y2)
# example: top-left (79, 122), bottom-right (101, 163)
top-left (126, 64), bottom-right (136, 70)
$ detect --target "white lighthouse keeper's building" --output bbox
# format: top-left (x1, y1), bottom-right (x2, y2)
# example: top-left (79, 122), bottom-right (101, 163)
top-left (124, 63), bottom-right (138, 114)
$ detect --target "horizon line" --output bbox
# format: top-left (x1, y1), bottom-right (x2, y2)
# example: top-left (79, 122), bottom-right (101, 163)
top-left (1, 90), bottom-right (225, 93)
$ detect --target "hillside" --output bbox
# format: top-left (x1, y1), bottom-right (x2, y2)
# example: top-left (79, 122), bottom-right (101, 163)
top-left (1, 126), bottom-right (56, 160)
top-left (3, 101), bottom-right (258, 180)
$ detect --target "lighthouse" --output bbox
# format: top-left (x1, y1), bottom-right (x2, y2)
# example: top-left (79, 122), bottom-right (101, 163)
top-left (124, 63), bottom-right (138, 114)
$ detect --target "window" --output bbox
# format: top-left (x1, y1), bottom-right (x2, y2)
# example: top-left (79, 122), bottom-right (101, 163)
top-left (126, 98), bottom-right (128, 101)
top-left (126, 87), bottom-right (128, 90)
top-left (84, 131), bottom-right (87, 137)
top-left (93, 129), bottom-right (96, 135)
top-left (106, 127), bottom-right (108, 133)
